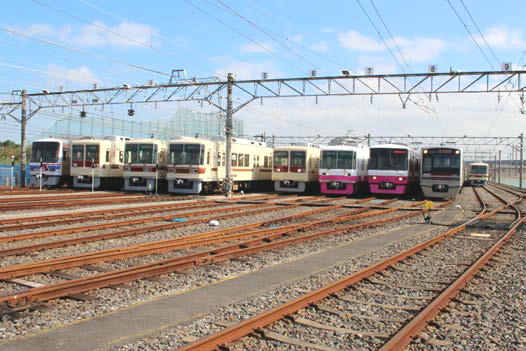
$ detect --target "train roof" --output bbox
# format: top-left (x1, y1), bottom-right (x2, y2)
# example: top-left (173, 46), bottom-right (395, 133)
top-left (422, 146), bottom-right (462, 152)
top-left (125, 138), bottom-right (166, 144)
top-left (320, 144), bottom-right (367, 151)
top-left (469, 162), bottom-right (489, 166)
top-left (33, 138), bottom-right (69, 143)
top-left (274, 144), bottom-right (319, 151)
top-left (169, 137), bottom-right (267, 147)
top-left (370, 143), bottom-right (411, 150)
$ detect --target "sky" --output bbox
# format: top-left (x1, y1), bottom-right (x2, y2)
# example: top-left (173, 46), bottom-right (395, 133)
top-left (0, 0), bottom-right (525, 144)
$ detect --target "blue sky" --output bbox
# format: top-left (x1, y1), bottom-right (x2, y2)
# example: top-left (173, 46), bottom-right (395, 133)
top-left (0, 0), bottom-right (525, 142)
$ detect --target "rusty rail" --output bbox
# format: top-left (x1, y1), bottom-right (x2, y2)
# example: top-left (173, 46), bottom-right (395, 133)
top-left (176, 194), bottom-right (519, 351)
top-left (0, 198), bottom-right (434, 308)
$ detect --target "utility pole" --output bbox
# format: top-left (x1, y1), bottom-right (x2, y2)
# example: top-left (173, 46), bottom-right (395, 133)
top-left (20, 90), bottom-right (27, 188)
top-left (498, 150), bottom-right (501, 184)
top-left (494, 154), bottom-right (497, 182)
top-left (520, 133), bottom-right (524, 189)
top-left (367, 133), bottom-right (371, 147)
top-left (224, 73), bottom-right (234, 197)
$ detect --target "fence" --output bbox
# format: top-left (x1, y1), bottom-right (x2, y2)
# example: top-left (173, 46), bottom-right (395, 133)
top-left (0, 164), bottom-right (29, 187)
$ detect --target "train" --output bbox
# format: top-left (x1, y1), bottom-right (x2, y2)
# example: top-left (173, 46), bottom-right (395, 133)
top-left (420, 147), bottom-right (463, 198)
top-left (27, 137), bottom-right (468, 200)
top-left (466, 162), bottom-right (489, 187)
top-left (367, 144), bottom-right (420, 195)
top-left (71, 136), bottom-right (130, 189)
top-left (29, 138), bottom-right (71, 187)
top-left (318, 144), bottom-right (369, 195)
top-left (272, 144), bottom-right (320, 193)
top-left (166, 137), bottom-right (272, 194)
top-left (123, 138), bottom-right (168, 192)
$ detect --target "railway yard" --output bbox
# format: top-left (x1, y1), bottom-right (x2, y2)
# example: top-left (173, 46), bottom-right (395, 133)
top-left (0, 185), bottom-right (523, 351)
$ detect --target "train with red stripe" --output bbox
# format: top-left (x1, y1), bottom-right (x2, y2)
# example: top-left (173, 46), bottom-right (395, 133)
top-left (71, 136), bottom-right (129, 189)
top-left (272, 144), bottom-right (320, 193)
top-left (167, 137), bottom-right (272, 194)
top-left (123, 138), bottom-right (168, 192)
top-left (420, 147), bottom-right (463, 198)
top-left (29, 138), bottom-right (71, 188)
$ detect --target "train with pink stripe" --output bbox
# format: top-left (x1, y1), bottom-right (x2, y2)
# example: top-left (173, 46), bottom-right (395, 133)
top-left (318, 145), bottom-right (369, 195)
top-left (367, 144), bottom-right (420, 195)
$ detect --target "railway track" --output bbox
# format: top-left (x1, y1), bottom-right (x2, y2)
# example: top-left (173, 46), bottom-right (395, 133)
top-left (0, 192), bottom-right (136, 203)
top-left (176, 186), bottom-right (522, 351)
top-left (0, 197), bottom-right (446, 310)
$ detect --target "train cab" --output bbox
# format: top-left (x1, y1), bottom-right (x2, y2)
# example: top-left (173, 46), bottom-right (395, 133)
top-left (29, 138), bottom-right (71, 187)
top-left (272, 144), bottom-right (320, 193)
top-left (420, 147), bottom-right (463, 198)
top-left (467, 162), bottom-right (489, 187)
top-left (367, 144), bottom-right (419, 195)
top-left (71, 136), bottom-right (129, 189)
top-left (123, 139), bottom-right (168, 192)
top-left (319, 144), bottom-right (369, 195)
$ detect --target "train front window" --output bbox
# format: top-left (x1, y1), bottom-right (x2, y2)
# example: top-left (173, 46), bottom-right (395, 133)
top-left (368, 148), bottom-right (408, 171)
top-left (30, 142), bottom-right (59, 163)
top-left (337, 151), bottom-right (356, 169)
top-left (138, 144), bottom-right (157, 164)
top-left (290, 151), bottom-right (306, 167)
top-left (85, 145), bottom-right (99, 162)
top-left (170, 144), bottom-right (203, 165)
top-left (72, 145), bottom-right (84, 162)
top-left (321, 151), bottom-right (337, 169)
top-left (124, 144), bottom-right (138, 164)
top-left (274, 151), bottom-right (289, 166)
top-left (423, 150), bottom-right (461, 175)
top-left (471, 165), bottom-right (488, 174)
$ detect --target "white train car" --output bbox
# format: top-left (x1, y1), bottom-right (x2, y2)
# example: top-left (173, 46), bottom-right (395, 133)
top-left (467, 162), bottom-right (489, 187)
top-left (29, 138), bottom-right (71, 187)
top-left (319, 144), bottom-right (369, 195)
top-left (421, 147), bottom-right (463, 199)
top-left (272, 144), bottom-right (320, 193)
top-left (167, 137), bottom-right (272, 194)
top-left (71, 136), bottom-right (129, 189)
top-left (123, 138), bottom-right (168, 192)
top-left (367, 144), bottom-right (420, 195)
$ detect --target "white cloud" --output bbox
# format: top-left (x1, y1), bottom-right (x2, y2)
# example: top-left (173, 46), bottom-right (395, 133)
top-left (338, 30), bottom-right (384, 51)
top-left (46, 64), bottom-right (99, 84)
top-left (240, 41), bottom-right (274, 53)
top-left (10, 21), bottom-right (156, 48)
top-left (356, 56), bottom-right (397, 74)
top-left (338, 30), bottom-right (447, 63)
top-left (474, 26), bottom-right (525, 50)
top-left (311, 41), bottom-right (329, 53)
top-left (289, 34), bottom-right (303, 44)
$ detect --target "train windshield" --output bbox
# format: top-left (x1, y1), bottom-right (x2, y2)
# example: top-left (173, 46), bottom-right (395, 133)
top-left (290, 151), bottom-right (306, 167)
top-left (423, 149), bottom-right (461, 175)
top-left (274, 151), bottom-right (289, 166)
top-left (125, 143), bottom-right (158, 164)
top-left (169, 144), bottom-right (204, 165)
top-left (30, 141), bottom-right (59, 163)
top-left (72, 145), bottom-right (84, 162)
top-left (321, 150), bottom-right (356, 169)
top-left (85, 145), bottom-right (99, 162)
top-left (470, 165), bottom-right (488, 174)
top-left (368, 148), bottom-right (408, 171)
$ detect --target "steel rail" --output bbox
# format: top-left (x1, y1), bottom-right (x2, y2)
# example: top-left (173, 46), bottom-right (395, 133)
top-left (0, 194), bottom-right (280, 225)
top-left (176, 195), bottom-right (520, 351)
top-left (0, 198), bottom-right (369, 257)
top-left (0, 192), bottom-right (136, 203)
top-left (0, 196), bottom-right (323, 244)
top-left (0, 199), bottom-right (395, 278)
top-left (0, 199), bottom-right (437, 308)
top-left (379, 190), bottom-right (523, 350)
top-left (0, 196), bottom-right (178, 211)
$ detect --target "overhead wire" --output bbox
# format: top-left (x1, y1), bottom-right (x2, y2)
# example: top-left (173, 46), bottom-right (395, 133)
top-left (30, 0), bottom-right (213, 75)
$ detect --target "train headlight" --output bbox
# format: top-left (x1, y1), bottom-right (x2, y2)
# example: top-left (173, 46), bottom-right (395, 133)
top-left (398, 177), bottom-right (403, 181)
top-left (372, 176), bottom-right (376, 180)
top-left (455, 150), bottom-right (460, 154)
top-left (423, 149), bottom-right (428, 154)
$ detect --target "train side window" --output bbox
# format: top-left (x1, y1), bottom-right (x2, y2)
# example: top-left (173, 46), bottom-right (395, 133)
top-left (106, 150), bottom-right (110, 163)
top-left (222, 152), bottom-right (226, 166)
top-left (207, 151), bottom-right (210, 165)
top-left (245, 154), bottom-right (250, 167)
top-left (238, 154), bottom-right (244, 167)
top-left (119, 151), bottom-right (124, 163)
top-left (217, 152), bottom-right (221, 166)
top-left (264, 156), bottom-right (268, 167)
top-left (232, 153), bottom-right (238, 167)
